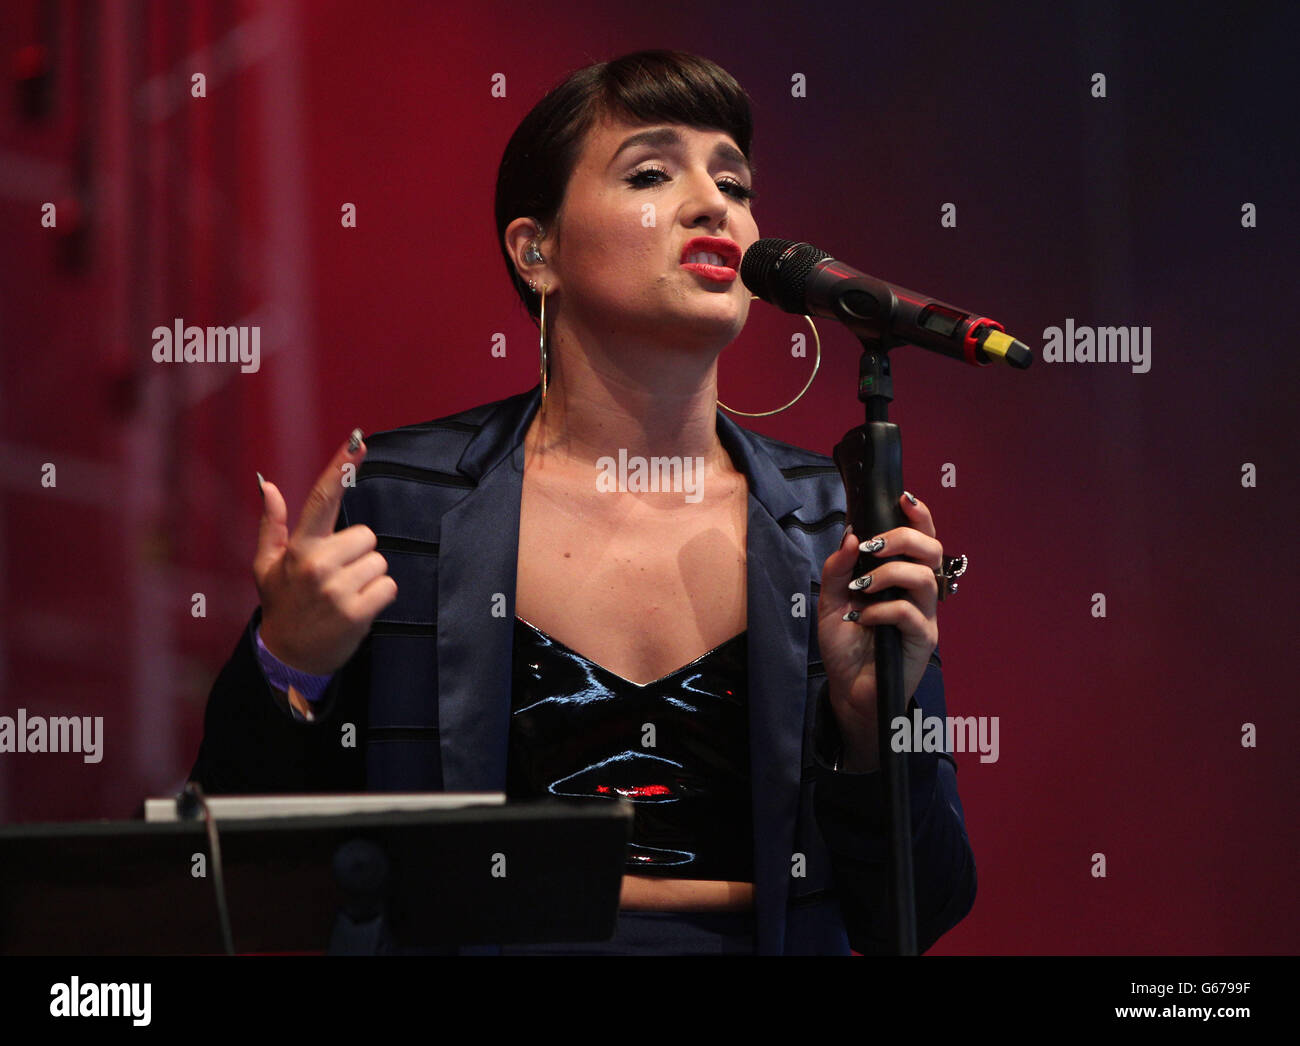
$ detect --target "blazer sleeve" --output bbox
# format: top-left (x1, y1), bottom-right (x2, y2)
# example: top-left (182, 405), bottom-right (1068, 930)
top-left (810, 653), bottom-right (977, 954)
top-left (188, 498), bottom-right (370, 795)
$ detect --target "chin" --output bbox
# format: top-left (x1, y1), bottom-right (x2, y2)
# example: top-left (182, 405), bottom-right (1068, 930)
top-left (673, 310), bottom-right (744, 351)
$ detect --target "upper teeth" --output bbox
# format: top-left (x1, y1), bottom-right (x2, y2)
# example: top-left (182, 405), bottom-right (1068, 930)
top-left (688, 251), bottom-right (727, 266)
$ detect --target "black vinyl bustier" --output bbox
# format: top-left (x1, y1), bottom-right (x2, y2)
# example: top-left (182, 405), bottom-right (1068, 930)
top-left (507, 617), bottom-right (754, 881)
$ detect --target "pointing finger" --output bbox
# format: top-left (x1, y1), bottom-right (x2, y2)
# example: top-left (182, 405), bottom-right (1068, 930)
top-left (294, 429), bottom-right (365, 542)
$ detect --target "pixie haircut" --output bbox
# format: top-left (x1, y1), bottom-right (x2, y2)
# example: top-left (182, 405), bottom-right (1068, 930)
top-left (494, 50), bottom-right (754, 323)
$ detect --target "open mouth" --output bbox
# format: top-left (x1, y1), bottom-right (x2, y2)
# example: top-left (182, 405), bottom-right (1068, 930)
top-left (680, 237), bottom-right (741, 283)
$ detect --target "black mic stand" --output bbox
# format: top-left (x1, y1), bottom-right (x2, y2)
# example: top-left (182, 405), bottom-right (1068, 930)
top-left (832, 334), bottom-right (916, 956)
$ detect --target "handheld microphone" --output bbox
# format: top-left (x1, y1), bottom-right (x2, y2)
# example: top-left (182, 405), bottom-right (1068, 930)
top-left (741, 238), bottom-right (1032, 369)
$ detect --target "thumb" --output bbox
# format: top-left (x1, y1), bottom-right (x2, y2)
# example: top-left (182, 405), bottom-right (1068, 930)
top-left (254, 475), bottom-right (290, 580)
top-left (819, 525), bottom-right (860, 616)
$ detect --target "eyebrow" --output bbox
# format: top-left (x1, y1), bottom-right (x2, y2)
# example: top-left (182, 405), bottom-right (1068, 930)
top-left (608, 127), bottom-right (753, 178)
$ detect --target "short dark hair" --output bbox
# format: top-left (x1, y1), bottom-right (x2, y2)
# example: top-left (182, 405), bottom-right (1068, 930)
top-left (494, 50), bottom-right (754, 323)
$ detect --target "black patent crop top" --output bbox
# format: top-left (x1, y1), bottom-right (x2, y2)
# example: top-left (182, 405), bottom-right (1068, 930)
top-left (506, 616), bottom-right (754, 881)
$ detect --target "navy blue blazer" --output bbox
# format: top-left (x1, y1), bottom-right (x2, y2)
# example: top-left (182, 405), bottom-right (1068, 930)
top-left (192, 384), bottom-right (976, 955)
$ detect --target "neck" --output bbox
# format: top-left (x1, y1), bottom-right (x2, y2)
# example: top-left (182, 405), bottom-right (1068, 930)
top-left (525, 310), bottom-right (738, 477)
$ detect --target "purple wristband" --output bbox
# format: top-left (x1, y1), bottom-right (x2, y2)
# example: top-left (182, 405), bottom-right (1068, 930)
top-left (254, 626), bottom-right (334, 704)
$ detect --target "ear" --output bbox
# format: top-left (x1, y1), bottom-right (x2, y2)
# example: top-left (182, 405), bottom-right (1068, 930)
top-left (505, 216), bottom-right (555, 292)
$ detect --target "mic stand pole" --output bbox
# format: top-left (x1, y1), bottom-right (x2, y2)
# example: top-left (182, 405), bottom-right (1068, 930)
top-left (832, 334), bottom-right (916, 956)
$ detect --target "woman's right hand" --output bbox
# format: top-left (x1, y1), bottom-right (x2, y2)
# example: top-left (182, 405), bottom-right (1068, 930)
top-left (254, 434), bottom-right (398, 676)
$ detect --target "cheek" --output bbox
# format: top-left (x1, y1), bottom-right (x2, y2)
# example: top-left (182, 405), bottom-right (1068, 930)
top-left (736, 214), bottom-right (760, 252)
top-left (575, 208), bottom-right (664, 283)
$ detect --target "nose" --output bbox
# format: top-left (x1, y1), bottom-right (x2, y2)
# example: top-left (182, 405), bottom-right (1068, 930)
top-left (683, 168), bottom-right (730, 231)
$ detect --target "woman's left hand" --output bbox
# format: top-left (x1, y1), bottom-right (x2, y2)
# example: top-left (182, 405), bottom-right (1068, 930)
top-left (816, 493), bottom-right (943, 773)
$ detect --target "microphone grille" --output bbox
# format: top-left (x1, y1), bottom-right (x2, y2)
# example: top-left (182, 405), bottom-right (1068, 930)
top-left (740, 238), bottom-right (830, 314)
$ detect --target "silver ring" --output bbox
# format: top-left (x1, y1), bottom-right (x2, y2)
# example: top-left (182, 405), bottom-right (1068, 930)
top-left (935, 554), bottom-right (967, 601)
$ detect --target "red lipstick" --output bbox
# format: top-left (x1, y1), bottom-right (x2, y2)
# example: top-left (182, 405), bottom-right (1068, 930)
top-left (680, 236), bottom-right (742, 283)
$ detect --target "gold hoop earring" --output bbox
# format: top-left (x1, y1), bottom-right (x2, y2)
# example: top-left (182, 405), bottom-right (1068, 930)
top-left (717, 296), bottom-right (822, 417)
top-left (538, 283), bottom-right (550, 413)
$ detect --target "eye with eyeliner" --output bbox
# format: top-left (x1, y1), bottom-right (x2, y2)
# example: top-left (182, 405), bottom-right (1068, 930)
top-left (625, 165), bottom-right (755, 202)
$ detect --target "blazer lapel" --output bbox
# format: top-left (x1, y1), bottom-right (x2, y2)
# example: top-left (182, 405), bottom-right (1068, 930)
top-left (718, 413), bottom-right (813, 956)
top-left (435, 388), bottom-right (539, 793)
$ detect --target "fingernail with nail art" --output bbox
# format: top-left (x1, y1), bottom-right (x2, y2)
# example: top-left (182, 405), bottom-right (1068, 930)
top-left (860, 537), bottom-right (886, 554)
top-left (904, 491), bottom-right (918, 506)
top-left (848, 574), bottom-right (873, 591)
top-left (348, 428), bottom-right (363, 454)
top-left (842, 609), bottom-right (860, 622)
